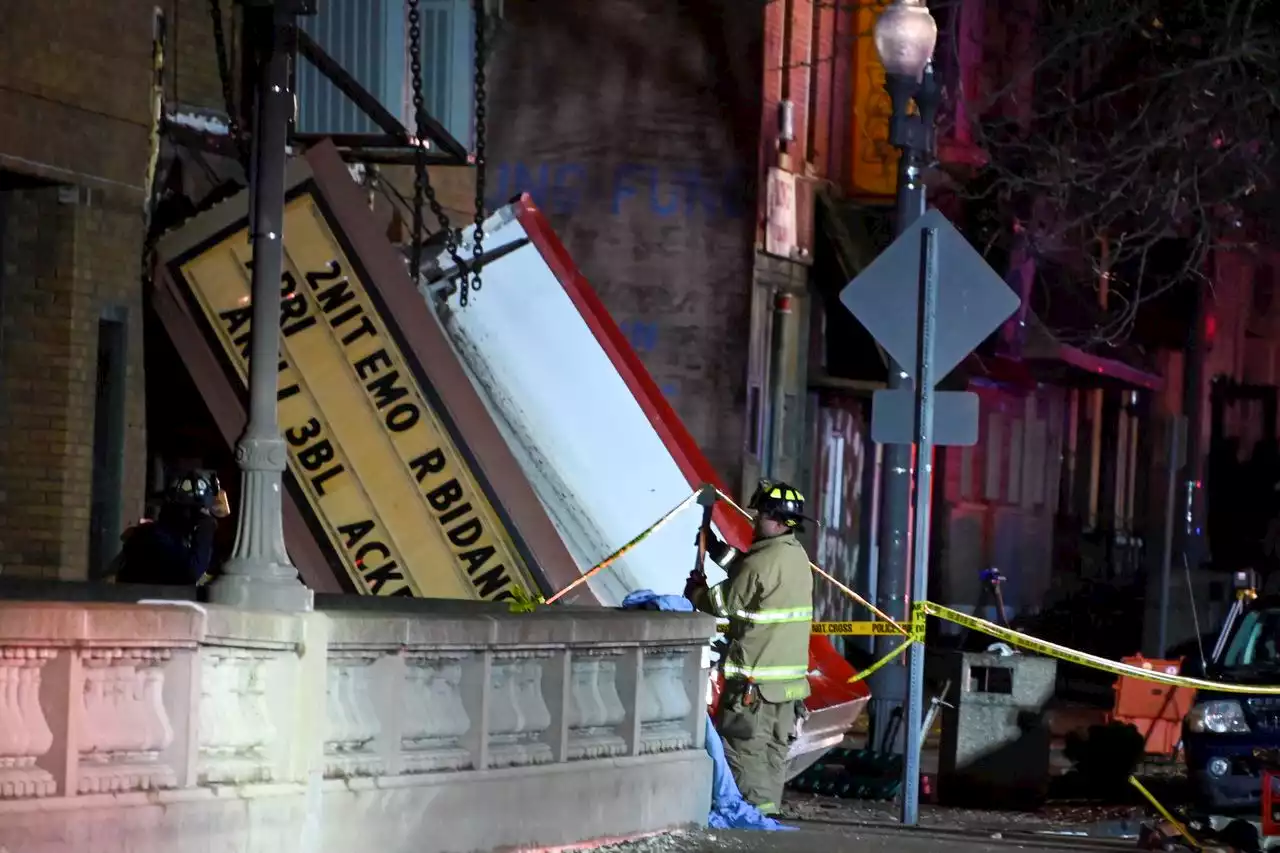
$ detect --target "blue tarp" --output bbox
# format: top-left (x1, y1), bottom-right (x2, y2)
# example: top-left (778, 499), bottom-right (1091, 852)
top-left (621, 590), bottom-right (794, 831)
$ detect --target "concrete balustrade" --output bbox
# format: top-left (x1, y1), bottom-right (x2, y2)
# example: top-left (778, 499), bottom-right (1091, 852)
top-left (0, 600), bottom-right (715, 853)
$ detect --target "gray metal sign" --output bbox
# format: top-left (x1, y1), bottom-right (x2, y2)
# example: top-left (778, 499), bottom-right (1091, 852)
top-left (871, 389), bottom-right (980, 447)
top-left (839, 208), bottom-right (1020, 382)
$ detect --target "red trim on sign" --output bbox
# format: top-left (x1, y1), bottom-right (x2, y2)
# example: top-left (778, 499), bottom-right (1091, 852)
top-left (511, 195), bottom-right (754, 550)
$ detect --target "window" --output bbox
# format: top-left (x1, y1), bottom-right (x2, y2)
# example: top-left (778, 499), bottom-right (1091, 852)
top-left (1222, 609), bottom-right (1280, 671)
top-left (296, 0), bottom-right (476, 149)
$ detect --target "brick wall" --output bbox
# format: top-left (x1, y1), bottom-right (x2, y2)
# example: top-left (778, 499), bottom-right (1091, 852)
top-left (785, 0), bottom-right (813, 166)
top-left (0, 0), bottom-right (227, 579)
top-left (0, 0), bottom-right (226, 188)
top-left (0, 1), bottom-right (153, 191)
top-left (0, 186), bottom-right (148, 579)
top-left (810, 1), bottom-right (835, 173)
top-left (759, 0), bottom-right (848, 183)
top-left (826, 3), bottom-right (855, 187)
top-left (167, 0), bottom-right (237, 112)
top-left (486, 0), bottom-right (763, 490)
top-left (761, 0), bottom-right (787, 164)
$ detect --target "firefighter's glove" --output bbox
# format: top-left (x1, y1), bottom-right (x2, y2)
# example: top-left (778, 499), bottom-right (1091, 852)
top-left (211, 488), bottom-right (231, 520)
top-left (683, 568), bottom-right (707, 602)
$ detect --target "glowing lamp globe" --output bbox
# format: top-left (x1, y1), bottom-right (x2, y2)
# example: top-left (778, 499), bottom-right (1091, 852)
top-left (873, 0), bottom-right (938, 81)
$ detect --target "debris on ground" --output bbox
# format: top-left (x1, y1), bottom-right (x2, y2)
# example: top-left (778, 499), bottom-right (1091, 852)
top-left (578, 822), bottom-right (1167, 853)
top-left (782, 790), bottom-right (1146, 832)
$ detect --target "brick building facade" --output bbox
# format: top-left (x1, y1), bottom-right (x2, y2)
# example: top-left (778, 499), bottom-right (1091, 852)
top-left (0, 2), bottom-right (151, 581)
top-left (0, 0), bottom-right (231, 580)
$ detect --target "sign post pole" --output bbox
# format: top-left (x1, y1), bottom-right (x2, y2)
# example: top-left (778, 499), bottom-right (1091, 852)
top-left (210, 0), bottom-right (315, 610)
top-left (840, 207), bottom-right (1021, 823)
top-left (901, 226), bottom-right (940, 825)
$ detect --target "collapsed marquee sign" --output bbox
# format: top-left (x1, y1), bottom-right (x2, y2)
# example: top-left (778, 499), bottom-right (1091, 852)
top-left (152, 147), bottom-right (582, 601)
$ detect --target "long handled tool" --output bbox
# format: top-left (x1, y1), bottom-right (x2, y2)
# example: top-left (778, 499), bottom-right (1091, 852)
top-left (685, 485), bottom-right (718, 598)
top-left (693, 485), bottom-right (717, 576)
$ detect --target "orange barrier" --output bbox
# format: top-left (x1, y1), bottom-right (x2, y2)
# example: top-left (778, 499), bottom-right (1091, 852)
top-left (1109, 656), bottom-right (1194, 756)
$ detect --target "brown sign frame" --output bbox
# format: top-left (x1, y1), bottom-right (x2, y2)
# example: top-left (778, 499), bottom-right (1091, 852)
top-left (151, 141), bottom-right (583, 600)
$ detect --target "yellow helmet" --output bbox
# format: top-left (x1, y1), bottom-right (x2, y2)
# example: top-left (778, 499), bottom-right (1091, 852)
top-left (748, 479), bottom-right (806, 528)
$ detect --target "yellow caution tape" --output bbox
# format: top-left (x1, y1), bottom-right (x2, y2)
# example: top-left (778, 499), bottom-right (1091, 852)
top-left (531, 490), bottom-right (1280, 698)
top-left (848, 639), bottom-right (915, 683)
top-left (1128, 775), bottom-right (1201, 851)
top-left (813, 621), bottom-right (914, 636)
top-left (920, 600), bottom-right (1280, 695)
top-left (543, 490), bottom-right (702, 606)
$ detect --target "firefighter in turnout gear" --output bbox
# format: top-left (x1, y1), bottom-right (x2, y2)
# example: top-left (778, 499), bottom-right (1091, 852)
top-left (685, 480), bottom-right (814, 815)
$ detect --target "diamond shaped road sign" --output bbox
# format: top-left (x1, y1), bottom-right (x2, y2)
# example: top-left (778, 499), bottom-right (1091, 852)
top-left (839, 208), bottom-right (1021, 382)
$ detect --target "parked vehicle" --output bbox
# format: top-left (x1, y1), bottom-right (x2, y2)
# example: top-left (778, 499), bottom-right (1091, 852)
top-left (1184, 596), bottom-right (1280, 812)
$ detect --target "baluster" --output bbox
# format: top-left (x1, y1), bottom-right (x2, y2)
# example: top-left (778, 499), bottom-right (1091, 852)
top-left (401, 654), bottom-right (472, 773)
top-left (640, 650), bottom-right (695, 753)
top-left (77, 648), bottom-right (177, 793)
top-left (488, 653), bottom-right (551, 767)
top-left (566, 652), bottom-right (626, 760)
top-left (0, 650), bottom-right (56, 798)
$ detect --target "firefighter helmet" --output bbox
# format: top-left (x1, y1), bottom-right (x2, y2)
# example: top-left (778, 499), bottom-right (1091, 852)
top-left (748, 479), bottom-right (806, 528)
top-left (166, 470), bottom-right (217, 510)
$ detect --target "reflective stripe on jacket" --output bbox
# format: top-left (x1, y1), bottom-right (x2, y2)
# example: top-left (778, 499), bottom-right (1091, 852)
top-left (693, 531), bottom-right (813, 703)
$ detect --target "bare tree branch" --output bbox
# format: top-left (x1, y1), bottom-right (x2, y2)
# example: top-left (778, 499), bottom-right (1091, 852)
top-left (945, 0), bottom-right (1280, 346)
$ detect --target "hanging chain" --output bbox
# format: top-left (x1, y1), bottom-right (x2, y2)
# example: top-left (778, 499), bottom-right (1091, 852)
top-left (407, 0), bottom-right (468, 287)
top-left (463, 0), bottom-right (489, 308)
top-left (209, 0), bottom-right (249, 169)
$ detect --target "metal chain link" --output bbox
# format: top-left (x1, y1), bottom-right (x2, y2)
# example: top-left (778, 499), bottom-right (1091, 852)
top-left (209, 0), bottom-right (249, 169)
top-left (463, 0), bottom-right (489, 308)
top-left (407, 0), bottom-right (468, 287)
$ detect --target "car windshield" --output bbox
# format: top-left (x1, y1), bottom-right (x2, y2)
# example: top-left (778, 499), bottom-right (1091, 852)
top-left (1221, 608), bottom-right (1280, 671)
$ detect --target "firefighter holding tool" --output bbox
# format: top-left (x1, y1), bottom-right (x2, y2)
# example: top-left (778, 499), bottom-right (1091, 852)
top-left (684, 480), bottom-right (814, 816)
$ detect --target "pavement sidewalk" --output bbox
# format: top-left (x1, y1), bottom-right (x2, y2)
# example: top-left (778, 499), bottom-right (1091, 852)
top-left (592, 823), bottom-right (1136, 853)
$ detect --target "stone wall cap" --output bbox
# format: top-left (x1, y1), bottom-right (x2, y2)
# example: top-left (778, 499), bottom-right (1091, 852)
top-left (322, 606), bottom-right (715, 650)
top-left (489, 608), bottom-right (715, 647)
top-left (0, 601), bottom-right (206, 645)
top-left (202, 605), bottom-right (305, 649)
top-left (327, 610), bottom-right (497, 648)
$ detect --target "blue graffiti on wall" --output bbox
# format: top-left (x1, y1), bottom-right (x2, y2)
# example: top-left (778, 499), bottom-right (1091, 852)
top-left (618, 319), bottom-right (659, 354)
top-left (488, 162), bottom-right (751, 220)
top-left (617, 318), bottom-right (678, 398)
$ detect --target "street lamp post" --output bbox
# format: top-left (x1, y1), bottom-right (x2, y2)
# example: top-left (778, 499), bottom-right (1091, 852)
top-left (208, 0), bottom-right (315, 611)
top-left (864, 0), bottom-right (940, 760)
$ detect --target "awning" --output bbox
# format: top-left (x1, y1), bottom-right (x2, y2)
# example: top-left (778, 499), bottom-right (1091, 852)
top-left (1016, 313), bottom-right (1164, 392)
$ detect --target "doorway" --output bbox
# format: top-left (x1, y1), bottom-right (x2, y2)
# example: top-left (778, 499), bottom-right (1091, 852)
top-left (88, 310), bottom-right (128, 579)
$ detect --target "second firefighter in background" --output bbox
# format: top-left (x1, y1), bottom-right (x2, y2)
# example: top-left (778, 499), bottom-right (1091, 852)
top-left (684, 480), bottom-right (814, 816)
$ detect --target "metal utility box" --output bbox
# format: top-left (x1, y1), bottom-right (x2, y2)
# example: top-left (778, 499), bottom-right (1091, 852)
top-left (938, 650), bottom-right (1057, 809)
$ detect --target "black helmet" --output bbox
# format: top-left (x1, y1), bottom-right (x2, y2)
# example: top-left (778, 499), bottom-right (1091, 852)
top-left (748, 479), bottom-right (806, 528)
top-left (166, 470), bottom-right (217, 510)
